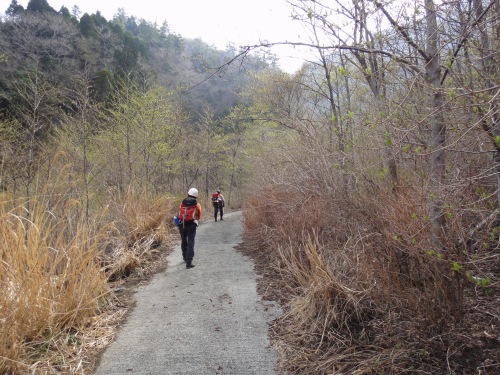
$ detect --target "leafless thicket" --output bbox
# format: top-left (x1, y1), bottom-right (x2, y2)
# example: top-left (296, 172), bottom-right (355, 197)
top-left (242, 0), bottom-right (499, 373)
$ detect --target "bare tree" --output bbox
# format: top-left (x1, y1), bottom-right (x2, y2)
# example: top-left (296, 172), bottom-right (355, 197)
top-left (64, 66), bottom-right (101, 222)
top-left (279, 0), bottom-right (498, 248)
top-left (10, 67), bottom-right (60, 198)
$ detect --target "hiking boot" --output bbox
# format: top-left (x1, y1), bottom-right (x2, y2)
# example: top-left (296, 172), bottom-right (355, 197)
top-left (186, 263), bottom-right (195, 269)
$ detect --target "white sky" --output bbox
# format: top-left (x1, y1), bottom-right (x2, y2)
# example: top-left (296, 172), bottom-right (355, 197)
top-left (4, 0), bottom-right (313, 73)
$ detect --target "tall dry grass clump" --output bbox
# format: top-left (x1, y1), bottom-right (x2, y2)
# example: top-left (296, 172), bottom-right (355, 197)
top-left (0, 154), bottom-right (177, 374)
top-left (99, 187), bottom-right (176, 282)
top-left (0, 191), bottom-right (109, 374)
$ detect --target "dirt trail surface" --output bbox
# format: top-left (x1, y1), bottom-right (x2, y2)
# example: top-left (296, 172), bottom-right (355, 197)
top-left (93, 211), bottom-right (281, 375)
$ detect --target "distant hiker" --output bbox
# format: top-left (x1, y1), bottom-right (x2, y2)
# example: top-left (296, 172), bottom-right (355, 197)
top-left (212, 190), bottom-right (225, 221)
top-left (177, 188), bottom-right (202, 269)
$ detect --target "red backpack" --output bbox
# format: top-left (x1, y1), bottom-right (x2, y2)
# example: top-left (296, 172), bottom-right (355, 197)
top-left (179, 198), bottom-right (198, 223)
top-left (211, 192), bottom-right (220, 206)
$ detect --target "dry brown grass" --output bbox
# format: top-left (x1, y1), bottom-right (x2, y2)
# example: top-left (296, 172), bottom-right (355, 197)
top-left (0, 178), bottom-right (178, 374)
top-left (0, 194), bottom-right (109, 373)
top-left (98, 187), bottom-right (175, 281)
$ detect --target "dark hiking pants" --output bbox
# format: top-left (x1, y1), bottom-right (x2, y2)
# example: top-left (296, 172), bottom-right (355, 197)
top-left (213, 205), bottom-right (218, 220)
top-left (213, 205), bottom-right (224, 220)
top-left (179, 221), bottom-right (197, 264)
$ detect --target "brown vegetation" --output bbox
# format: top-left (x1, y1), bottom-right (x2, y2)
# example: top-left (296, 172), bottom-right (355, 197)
top-left (0, 165), bottom-right (179, 374)
top-left (236, 1), bottom-right (499, 372)
top-left (241, 154), bottom-right (499, 374)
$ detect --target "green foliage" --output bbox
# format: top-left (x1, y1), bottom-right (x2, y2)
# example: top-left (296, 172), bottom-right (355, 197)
top-left (466, 273), bottom-right (491, 287)
top-left (92, 86), bottom-right (181, 190)
top-left (6, 0), bottom-right (24, 16)
top-left (442, 203), bottom-right (454, 220)
top-left (26, 0), bottom-right (55, 13)
top-left (384, 131), bottom-right (392, 147)
top-left (0, 3), bottom-right (272, 210)
top-left (0, 5), bottom-right (268, 133)
top-left (79, 13), bottom-right (97, 38)
top-left (495, 136), bottom-right (500, 148)
top-left (451, 261), bottom-right (462, 272)
top-left (114, 31), bottom-right (145, 72)
top-left (93, 68), bottom-right (114, 102)
top-left (427, 249), bottom-right (444, 260)
top-left (490, 226), bottom-right (500, 241)
top-left (376, 167), bottom-right (389, 178)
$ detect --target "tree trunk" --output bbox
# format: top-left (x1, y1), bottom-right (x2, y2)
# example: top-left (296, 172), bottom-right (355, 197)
top-left (473, 0), bottom-right (500, 208)
top-left (424, 0), bottom-right (447, 250)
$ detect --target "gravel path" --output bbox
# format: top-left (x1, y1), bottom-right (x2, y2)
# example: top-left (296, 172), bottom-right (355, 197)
top-left (93, 211), bottom-right (281, 374)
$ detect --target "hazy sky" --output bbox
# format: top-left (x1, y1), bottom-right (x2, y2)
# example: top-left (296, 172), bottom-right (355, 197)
top-left (5, 0), bottom-right (312, 72)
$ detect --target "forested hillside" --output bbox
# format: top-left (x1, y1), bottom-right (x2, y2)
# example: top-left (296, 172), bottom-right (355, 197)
top-left (0, 0), bottom-right (499, 374)
top-left (0, 0), bottom-right (273, 200)
top-left (0, 1), bottom-right (275, 373)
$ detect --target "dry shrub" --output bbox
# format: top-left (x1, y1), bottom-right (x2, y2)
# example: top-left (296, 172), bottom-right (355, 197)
top-left (98, 187), bottom-right (176, 281)
top-left (243, 150), bottom-right (499, 373)
top-left (104, 246), bottom-right (141, 281)
top-left (355, 185), bottom-right (463, 322)
top-left (0, 158), bottom-right (178, 373)
top-left (0, 193), bottom-right (109, 374)
top-left (278, 234), bottom-right (367, 339)
top-left (244, 186), bottom-right (397, 373)
top-left (109, 186), bottom-right (173, 245)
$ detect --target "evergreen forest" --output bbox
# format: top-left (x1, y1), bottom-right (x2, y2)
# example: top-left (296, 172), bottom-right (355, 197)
top-left (0, 0), bottom-right (498, 374)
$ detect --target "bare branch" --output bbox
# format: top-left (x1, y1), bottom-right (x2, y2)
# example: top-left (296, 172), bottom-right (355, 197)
top-left (440, 0), bottom-right (498, 85)
top-left (243, 41), bottom-right (420, 73)
top-left (370, 0), bottom-right (431, 61)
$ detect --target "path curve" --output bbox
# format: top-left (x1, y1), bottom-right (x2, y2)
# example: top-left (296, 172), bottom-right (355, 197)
top-left (94, 211), bottom-right (281, 374)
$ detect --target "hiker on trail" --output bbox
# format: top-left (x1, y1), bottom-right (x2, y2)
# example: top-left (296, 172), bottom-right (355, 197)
top-left (177, 188), bottom-right (202, 269)
top-left (212, 190), bottom-right (225, 221)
